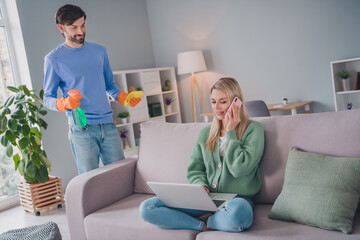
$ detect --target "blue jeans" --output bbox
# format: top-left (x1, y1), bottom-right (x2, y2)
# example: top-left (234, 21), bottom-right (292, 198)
top-left (139, 196), bottom-right (253, 232)
top-left (68, 123), bottom-right (124, 174)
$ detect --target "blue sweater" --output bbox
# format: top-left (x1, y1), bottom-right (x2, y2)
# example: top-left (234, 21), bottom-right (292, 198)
top-left (43, 41), bottom-right (120, 125)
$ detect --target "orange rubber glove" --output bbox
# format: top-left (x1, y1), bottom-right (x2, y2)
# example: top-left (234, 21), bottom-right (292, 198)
top-left (129, 98), bottom-right (141, 107)
top-left (117, 91), bottom-right (128, 105)
top-left (56, 89), bottom-right (84, 112)
top-left (117, 91), bottom-right (142, 107)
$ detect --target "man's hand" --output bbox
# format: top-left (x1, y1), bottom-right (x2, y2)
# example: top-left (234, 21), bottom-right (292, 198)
top-left (117, 91), bottom-right (128, 105)
top-left (117, 91), bottom-right (142, 107)
top-left (56, 90), bottom-right (83, 112)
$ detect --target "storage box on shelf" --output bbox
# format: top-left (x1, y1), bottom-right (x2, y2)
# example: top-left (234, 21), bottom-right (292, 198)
top-left (112, 67), bottom-right (181, 157)
top-left (330, 57), bottom-right (360, 111)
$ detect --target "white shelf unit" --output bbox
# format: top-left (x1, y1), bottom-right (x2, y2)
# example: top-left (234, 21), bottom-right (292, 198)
top-left (330, 57), bottom-right (360, 111)
top-left (112, 67), bottom-right (181, 157)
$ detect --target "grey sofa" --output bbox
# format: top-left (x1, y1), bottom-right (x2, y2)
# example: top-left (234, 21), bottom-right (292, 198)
top-left (66, 110), bottom-right (360, 240)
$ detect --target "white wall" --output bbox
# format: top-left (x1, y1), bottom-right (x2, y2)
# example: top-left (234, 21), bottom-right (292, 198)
top-left (146, 0), bottom-right (360, 122)
top-left (15, 0), bottom-right (155, 187)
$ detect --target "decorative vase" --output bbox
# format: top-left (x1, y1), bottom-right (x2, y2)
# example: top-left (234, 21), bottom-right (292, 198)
top-left (122, 138), bottom-right (130, 149)
top-left (342, 78), bottom-right (351, 91)
top-left (120, 118), bottom-right (128, 124)
top-left (166, 105), bottom-right (172, 114)
top-left (18, 176), bottom-right (64, 216)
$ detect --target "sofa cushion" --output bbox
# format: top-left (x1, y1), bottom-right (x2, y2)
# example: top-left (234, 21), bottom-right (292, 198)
top-left (196, 205), bottom-right (360, 240)
top-left (268, 147), bottom-right (360, 234)
top-left (134, 121), bottom-right (208, 194)
top-left (253, 110), bottom-right (360, 204)
top-left (84, 193), bottom-right (199, 240)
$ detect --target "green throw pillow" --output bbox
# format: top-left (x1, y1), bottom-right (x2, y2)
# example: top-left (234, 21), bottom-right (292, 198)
top-left (268, 147), bottom-right (360, 234)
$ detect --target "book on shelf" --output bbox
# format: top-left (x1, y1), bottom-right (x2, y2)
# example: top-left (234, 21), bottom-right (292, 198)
top-left (354, 72), bottom-right (360, 90)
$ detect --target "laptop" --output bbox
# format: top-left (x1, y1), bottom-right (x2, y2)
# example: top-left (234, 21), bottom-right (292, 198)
top-left (147, 181), bottom-right (237, 212)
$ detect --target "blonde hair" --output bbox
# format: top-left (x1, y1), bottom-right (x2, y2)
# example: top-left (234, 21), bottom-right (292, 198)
top-left (206, 77), bottom-right (249, 152)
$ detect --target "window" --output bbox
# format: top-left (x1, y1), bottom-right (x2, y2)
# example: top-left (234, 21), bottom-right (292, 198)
top-left (0, 0), bottom-right (21, 210)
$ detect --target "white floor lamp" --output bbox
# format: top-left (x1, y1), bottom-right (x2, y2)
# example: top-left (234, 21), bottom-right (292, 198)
top-left (177, 50), bottom-right (209, 122)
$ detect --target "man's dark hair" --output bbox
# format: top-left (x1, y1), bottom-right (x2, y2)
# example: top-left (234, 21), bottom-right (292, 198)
top-left (55, 4), bottom-right (86, 25)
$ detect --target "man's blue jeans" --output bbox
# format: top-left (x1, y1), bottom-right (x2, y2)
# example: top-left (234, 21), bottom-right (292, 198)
top-left (140, 196), bottom-right (253, 232)
top-left (68, 123), bottom-right (124, 174)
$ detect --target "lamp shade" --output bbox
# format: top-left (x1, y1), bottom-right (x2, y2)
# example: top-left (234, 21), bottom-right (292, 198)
top-left (177, 50), bottom-right (207, 75)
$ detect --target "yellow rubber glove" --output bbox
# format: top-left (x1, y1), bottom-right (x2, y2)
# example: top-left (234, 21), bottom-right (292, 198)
top-left (56, 89), bottom-right (83, 112)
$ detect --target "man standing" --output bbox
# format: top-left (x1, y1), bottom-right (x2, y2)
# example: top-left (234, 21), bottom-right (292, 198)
top-left (43, 4), bottom-right (140, 174)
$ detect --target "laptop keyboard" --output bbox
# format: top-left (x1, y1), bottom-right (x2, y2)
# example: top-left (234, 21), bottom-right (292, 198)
top-left (212, 199), bottom-right (226, 207)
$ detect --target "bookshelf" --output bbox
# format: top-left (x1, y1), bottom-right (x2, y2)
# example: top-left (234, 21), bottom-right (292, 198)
top-left (111, 67), bottom-right (181, 157)
top-left (330, 57), bottom-right (360, 111)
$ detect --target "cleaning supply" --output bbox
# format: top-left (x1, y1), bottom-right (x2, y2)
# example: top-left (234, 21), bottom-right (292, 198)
top-left (124, 91), bottom-right (144, 107)
top-left (68, 89), bottom-right (87, 127)
top-left (55, 93), bottom-right (83, 112)
top-left (117, 90), bottom-right (144, 107)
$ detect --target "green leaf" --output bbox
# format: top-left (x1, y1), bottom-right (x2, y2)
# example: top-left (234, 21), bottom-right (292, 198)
top-left (4, 95), bottom-right (15, 108)
top-left (30, 127), bottom-right (42, 137)
top-left (6, 144), bottom-right (13, 158)
top-left (40, 90), bottom-right (44, 100)
top-left (18, 160), bottom-right (25, 175)
top-left (25, 162), bottom-right (36, 178)
top-left (24, 153), bottom-right (30, 167)
top-left (13, 154), bottom-right (20, 170)
top-left (39, 118), bottom-right (48, 129)
top-left (7, 118), bottom-right (18, 132)
top-left (1, 134), bottom-right (8, 147)
top-left (23, 85), bottom-right (31, 96)
top-left (7, 86), bottom-right (19, 93)
top-left (5, 130), bottom-right (16, 144)
top-left (29, 116), bottom-right (36, 124)
top-left (40, 154), bottom-right (52, 171)
top-left (0, 108), bottom-right (8, 120)
top-left (22, 124), bottom-right (30, 136)
top-left (19, 137), bottom-right (29, 150)
top-left (31, 153), bottom-right (41, 168)
top-left (31, 94), bottom-right (45, 107)
top-left (35, 165), bottom-right (49, 183)
top-left (24, 173), bottom-right (35, 184)
top-left (34, 136), bottom-right (42, 145)
top-left (15, 93), bottom-right (25, 100)
top-left (0, 118), bottom-right (7, 132)
top-left (10, 109), bottom-right (26, 119)
top-left (15, 104), bottom-right (23, 110)
top-left (39, 110), bottom-right (47, 116)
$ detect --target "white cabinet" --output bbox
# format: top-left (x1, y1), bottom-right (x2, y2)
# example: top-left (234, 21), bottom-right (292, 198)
top-left (330, 57), bottom-right (360, 111)
top-left (111, 67), bottom-right (181, 157)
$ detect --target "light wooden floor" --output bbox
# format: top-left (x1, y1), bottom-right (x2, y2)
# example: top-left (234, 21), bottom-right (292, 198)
top-left (0, 204), bottom-right (70, 239)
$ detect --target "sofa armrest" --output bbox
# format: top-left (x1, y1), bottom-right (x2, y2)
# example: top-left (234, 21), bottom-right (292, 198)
top-left (65, 158), bottom-right (137, 240)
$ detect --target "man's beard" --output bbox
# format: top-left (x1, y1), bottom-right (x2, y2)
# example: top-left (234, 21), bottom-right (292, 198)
top-left (70, 33), bottom-right (85, 44)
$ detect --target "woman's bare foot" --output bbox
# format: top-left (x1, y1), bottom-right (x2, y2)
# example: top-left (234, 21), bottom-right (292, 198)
top-left (197, 213), bottom-right (215, 232)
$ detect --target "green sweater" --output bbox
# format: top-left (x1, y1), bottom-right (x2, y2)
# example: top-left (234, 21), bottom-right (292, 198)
top-left (187, 120), bottom-right (264, 196)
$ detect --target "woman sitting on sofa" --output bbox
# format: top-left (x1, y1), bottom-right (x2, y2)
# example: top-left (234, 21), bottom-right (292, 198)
top-left (140, 77), bottom-right (264, 232)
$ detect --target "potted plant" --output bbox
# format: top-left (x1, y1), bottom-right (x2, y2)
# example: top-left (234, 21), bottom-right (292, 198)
top-left (0, 85), bottom-right (64, 215)
top-left (337, 70), bottom-right (351, 91)
top-left (165, 97), bottom-right (174, 114)
top-left (282, 98), bottom-right (288, 105)
top-left (117, 111), bottom-right (130, 124)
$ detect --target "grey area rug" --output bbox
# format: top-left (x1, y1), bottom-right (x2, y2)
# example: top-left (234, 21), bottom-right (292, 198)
top-left (0, 221), bottom-right (61, 240)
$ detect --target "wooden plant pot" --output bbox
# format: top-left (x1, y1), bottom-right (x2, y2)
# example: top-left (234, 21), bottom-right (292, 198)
top-left (18, 176), bottom-right (65, 216)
